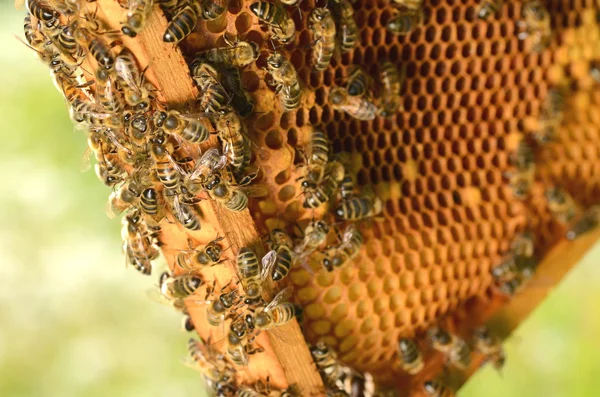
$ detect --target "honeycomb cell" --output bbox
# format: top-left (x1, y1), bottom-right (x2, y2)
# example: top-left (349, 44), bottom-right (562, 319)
top-left (305, 303), bottom-right (326, 320)
top-left (277, 185), bottom-right (295, 202)
top-left (334, 319), bottom-right (356, 339)
top-left (331, 303), bottom-right (349, 322)
top-left (311, 320), bottom-right (332, 335)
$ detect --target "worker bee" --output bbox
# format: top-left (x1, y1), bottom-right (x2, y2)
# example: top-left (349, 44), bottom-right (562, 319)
top-left (339, 172), bottom-right (355, 200)
top-left (566, 206), bottom-right (600, 240)
top-left (447, 336), bottom-right (471, 370)
top-left (164, 3), bottom-right (202, 43)
top-left (345, 66), bottom-right (370, 97)
top-left (198, 0), bottom-right (227, 20)
top-left (150, 134), bottom-right (183, 189)
top-left (226, 319), bottom-right (251, 366)
top-left (379, 62), bottom-right (405, 117)
top-left (236, 247), bottom-right (277, 304)
top-left (505, 139), bottom-right (535, 199)
top-left (139, 187), bottom-right (166, 224)
top-left (95, 68), bottom-right (125, 114)
top-left (294, 219), bottom-right (331, 264)
top-left (499, 277), bottom-right (525, 295)
top-left (122, 209), bottom-right (159, 275)
top-left (491, 252), bottom-right (536, 283)
top-left (106, 178), bottom-right (144, 218)
top-left (216, 107), bottom-right (250, 175)
top-left (535, 86), bottom-right (567, 144)
top-left (423, 380), bottom-right (454, 397)
top-left (309, 8), bottom-right (336, 71)
top-left (122, 0), bottom-right (154, 38)
top-left (397, 338), bottom-right (424, 374)
top-left (221, 67), bottom-right (254, 117)
top-left (186, 337), bottom-right (237, 394)
top-left (167, 191), bottom-right (202, 230)
top-left (511, 231), bottom-right (535, 258)
top-left (175, 236), bottom-right (227, 271)
top-left (331, 0), bottom-right (357, 53)
top-left (154, 110), bottom-right (213, 144)
top-left (310, 341), bottom-right (343, 387)
top-left (545, 186), bottom-right (578, 226)
top-left (191, 62), bottom-right (231, 113)
top-left (322, 225), bottom-right (363, 272)
top-left (160, 272), bottom-right (204, 300)
top-left (473, 326), bottom-right (506, 371)
top-left (115, 48), bottom-right (153, 111)
top-left (203, 169), bottom-right (266, 212)
top-left (265, 52), bottom-right (302, 111)
top-left (477, 0), bottom-right (504, 20)
top-left (335, 195), bottom-right (383, 221)
top-left (74, 26), bottom-right (116, 70)
top-left (26, 0), bottom-right (59, 24)
top-left (517, 0), bottom-right (551, 51)
top-left (250, 1), bottom-right (296, 44)
top-left (195, 35), bottom-right (259, 68)
top-left (427, 326), bottom-right (453, 354)
top-left (329, 87), bottom-right (379, 120)
top-left (303, 161), bottom-right (345, 209)
top-left (386, 9), bottom-right (424, 36)
top-left (265, 229), bottom-right (295, 281)
top-left (23, 13), bottom-right (52, 55)
top-left (95, 147), bottom-right (128, 187)
top-left (251, 286), bottom-right (296, 334)
top-left (180, 148), bottom-right (228, 201)
top-left (43, 20), bottom-right (81, 66)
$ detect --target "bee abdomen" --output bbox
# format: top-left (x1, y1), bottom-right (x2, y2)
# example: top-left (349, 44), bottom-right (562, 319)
top-left (163, 5), bottom-right (198, 43)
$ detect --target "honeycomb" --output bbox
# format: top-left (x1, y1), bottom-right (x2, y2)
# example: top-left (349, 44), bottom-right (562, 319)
top-left (22, 0), bottom-right (600, 395)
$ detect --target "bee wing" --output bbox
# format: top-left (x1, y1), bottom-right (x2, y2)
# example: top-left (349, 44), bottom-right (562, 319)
top-left (80, 147), bottom-right (92, 172)
top-left (14, 0), bottom-right (24, 9)
top-left (240, 185), bottom-right (268, 198)
top-left (189, 148), bottom-right (227, 180)
top-left (146, 287), bottom-right (172, 306)
top-left (260, 250), bottom-right (278, 281)
top-left (115, 56), bottom-right (141, 94)
top-left (178, 112), bottom-right (219, 123)
top-left (105, 193), bottom-right (120, 219)
top-left (263, 286), bottom-right (293, 314)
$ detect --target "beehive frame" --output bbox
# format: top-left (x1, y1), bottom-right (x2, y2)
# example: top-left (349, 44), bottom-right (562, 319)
top-left (20, 0), bottom-right (600, 395)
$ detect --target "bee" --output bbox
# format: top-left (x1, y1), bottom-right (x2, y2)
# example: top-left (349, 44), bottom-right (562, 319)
top-left (155, 110), bottom-right (213, 144)
top-left (205, 289), bottom-right (240, 328)
top-left (122, 0), bottom-right (154, 38)
top-left (236, 247), bottom-right (276, 304)
top-left (386, 9), bottom-right (424, 36)
top-left (499, 277), bottom-right (524, 295)
top-left (107, 178), bottom-right (144, 218)
top-left (247, 287), bottom-right (296, 344)
top-left (545, 187), bottom-right (578, 226)
top-left (221, 67), bottom-right (254, 117)
top-left (163, 3), bottom-right (202, 43)
top-left (322, 225), bottom-right (363, 272)
top-left (203, 169), bottom-right (266, 212)
top-left (303, 161), bottom-right (345, 209)
top-left (191, 62), bottom-right (230, 113)
top-left (331, 0), bottom-right (357, 53)
top-left (115, 48), bottom-right (153, 111)
top-left (216, 107), bottom-right (250, 175)
top-left (423, 380), bottom-right (454, 397)
top-left (122, 209), bottom-right (159, 275)
top-left (473, 326), bottom-right (506, 371)
top-left (168, 192), bottom-right (202, 230)
top-left (160, 272), bottom-right (204, 300)
top-left (335, 195), bottom-right (383, 221)
top-left (265, 52), bottom-right (302, 111)
top-left (505, 140), bottom-right (535, 199)
top-left (195, 35), bottom-right (259, 68)
top-left (447, 336), bottom-right (471, 370)
top-left (329, 87), bottom-right (379, 120)
top-left (265, 229), bottom-right (295, 281)
top-left (95, 68), bottom-right (125, 114)
top-left (345, 66), bottom-right (370, 97)
top-left (139, 186), bottom-right (166, 222)
top-left (26, 0), bottom-right (59, 24)
top-left (226, 317), bottom-right (258, 366)
top-left (491, 255), bottom-right (535, 283)
top-left (23, 13), bottom-right (52, 56)
top-left (43, 21), bottom-right (81, 66)
top-left (397, 338), bottom-right (424, 374)
top-left (198, 0), bottom-right (227, 20)
top-left (182, 314), bottom-right (195, 332)
top-left (535, 86), bottom-right (567, 144)
top-left (175, 236), bottom-right (226, 271)
top-left (186, 337), bottom-right (237, 394)
top-left (181, 148), bottom-right (228, 200)
top-left (566, 206), bottom-right (600, 240)
top-left (477, 0), bottom-right (504, 20)
top-left (150, 134), bottom-right (183, 189)
top-left (74, 26), bottom-right (116, 70)
top-left (517, 0), bottom-right (551, 51)
top-left (339, 173), bottom-right (355, 200)
top-left (294, 219), bottom-right (330, 264)
top-left (250, 1), bottom-right (296, 44)
top-left (95, 147), bottom-right (128, 187)
top-left (427, 326), bottom-right (453, 354)
top-left (309, 8), bottom-right (336, 71)
top-left (310, 341), bottom-right (342, 387)
top-left (379, 62), bottom-right (405, 117)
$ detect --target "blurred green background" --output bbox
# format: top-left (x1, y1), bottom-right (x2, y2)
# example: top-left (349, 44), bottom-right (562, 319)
top-left (2, 4), bottom-right (600, 397)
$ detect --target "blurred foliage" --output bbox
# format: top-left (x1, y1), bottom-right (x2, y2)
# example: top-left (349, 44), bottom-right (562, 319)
top-left (1, 4), bottom-right (600, 397)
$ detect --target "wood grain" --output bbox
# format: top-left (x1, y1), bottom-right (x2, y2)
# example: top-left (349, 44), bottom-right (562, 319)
top-left (93, 1), bottom-right (323, 394)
